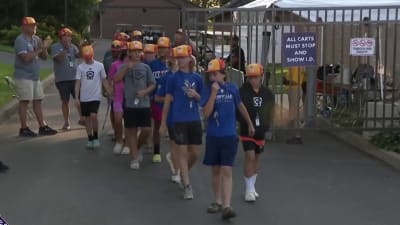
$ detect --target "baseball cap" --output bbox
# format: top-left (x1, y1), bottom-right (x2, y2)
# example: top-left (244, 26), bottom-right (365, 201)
top-left (58, 27), bottom-right (73, 37)
top-left (113, 32), bottom-right (130, 42)
top-left (206, 59), bottom-right (226, 73)
top-left (127, 41), bottom-right (143, 51)
top-left (132, 30), bottom-right (142, 37)
top-left (111, 40), bottom-right (122, 51)
top-left (22, 17), bottom-right (37, 25)
top-left (246, 63), bottom-right (264, 77)
top-left (172, 45), bottom-right (192, 58)
top-left (81, 45), bottom-right (94, 60)
top-left (144, 44), bottom-right (157, 54)
top-left (157, 37), bottom-right (171, 48)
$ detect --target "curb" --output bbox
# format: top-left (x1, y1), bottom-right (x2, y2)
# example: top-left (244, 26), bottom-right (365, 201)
top-left (328, 129), bottom-right (400, 170)
top-left (0, 73), bottom-right (55, 124)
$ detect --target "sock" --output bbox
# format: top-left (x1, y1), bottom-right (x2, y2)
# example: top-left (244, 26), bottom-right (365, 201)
top-left (244, 177), bottom-right (255, 193)
top-left (93, 131), bottom-right (98, 140)
top-left (88, 135), bottom-right (94, 141)
top-left (153, 144), bottom-right (160, 155)
top-left (251, 174), bottom-right (258, 192)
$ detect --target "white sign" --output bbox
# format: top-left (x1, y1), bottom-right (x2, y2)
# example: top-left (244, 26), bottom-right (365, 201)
top-left (350, 38), bottom-right (376, 56)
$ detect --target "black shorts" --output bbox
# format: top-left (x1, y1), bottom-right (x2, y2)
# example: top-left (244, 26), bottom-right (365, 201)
top-left (167, 126), bottom-right (176, 141)
top-left (174, 121), bottom-right (202, 145)
top-left (124, 108), bottom-right (151, 128)
top-left (55, 80), bottom-right (76, 101)
top-left (242, 140), bottom-right (265, 154)
top-left (80, 101), bottom-right (100, 117)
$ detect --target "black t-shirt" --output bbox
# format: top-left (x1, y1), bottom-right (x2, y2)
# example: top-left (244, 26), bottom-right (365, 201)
top-left (238, 83), bottom-right (275, 139)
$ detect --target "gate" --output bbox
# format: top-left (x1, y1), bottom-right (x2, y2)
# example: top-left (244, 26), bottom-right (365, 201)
top-left (181, 6), bottom-right (400, 133)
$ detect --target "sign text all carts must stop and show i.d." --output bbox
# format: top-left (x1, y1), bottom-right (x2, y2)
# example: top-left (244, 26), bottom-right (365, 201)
top-left (282, 32), bottom-right (317, 67)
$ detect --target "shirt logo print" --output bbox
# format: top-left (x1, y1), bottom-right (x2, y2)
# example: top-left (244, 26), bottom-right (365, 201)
top-left (253, 97), bottom-right (263, 107)
top-left (86, 69), bottom-right (95, 80)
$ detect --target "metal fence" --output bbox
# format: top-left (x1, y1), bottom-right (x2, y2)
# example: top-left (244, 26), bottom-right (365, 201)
top-left (181, 6), bottom-right (400, 133)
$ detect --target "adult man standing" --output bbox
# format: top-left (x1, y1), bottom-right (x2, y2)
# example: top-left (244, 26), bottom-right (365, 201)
top-left (226, 35), bottom-right (246, 73)
top-left (51, 27), bottom-right (84, 130)
top-left (14, 17), bottom-right (57, 137)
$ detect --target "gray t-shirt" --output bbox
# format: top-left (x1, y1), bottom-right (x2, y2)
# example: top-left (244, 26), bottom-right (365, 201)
top-left (122, 62), bottom-right (156, 108)
top-left (51, 42), bottom-right (79, 82)
top-left (14, 34), bottom-right (41, 81)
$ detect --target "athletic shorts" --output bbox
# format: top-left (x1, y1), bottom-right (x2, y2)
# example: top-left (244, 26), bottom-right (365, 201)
top-left (113, 101), bottom-right (123, 113)
top-left (167, 126), bottom-right (175, 141)
top-left (151, 102), bottom-right (162, 122)
top-left (173, 121), bottom-right (202, 145)
top-left (124, 108), bottom-right (151, 128)
top-left (241, 136), bottom-right (265, 154)
top-left (55, 80), bottom-right (76, 101)
top-left (14, 79), bottom-right (44, 101)
top-left (80, 101), bottom-right (100, 117)
top-left (203, 136), bottom-right (238, 167)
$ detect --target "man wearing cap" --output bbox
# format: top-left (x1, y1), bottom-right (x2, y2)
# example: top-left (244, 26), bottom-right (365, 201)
top-left (14, 16), bottom-right (57, 137)
top-left (51, 27), bottom-right (84, 130)
top-left (114, 41), bottom-right (156, 170)
top-left (131, 30), bottom-right (143, 42)
top-left (146, 38), bottom-right (170, 163)
top-left (238, 63), bottom-right (274, 202)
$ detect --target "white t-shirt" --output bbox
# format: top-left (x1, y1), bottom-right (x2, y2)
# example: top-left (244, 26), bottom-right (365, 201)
top-left (76, 60), bottom-right (107, 102)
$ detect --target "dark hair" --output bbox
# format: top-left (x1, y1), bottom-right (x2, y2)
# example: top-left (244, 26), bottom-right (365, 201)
top-left (119, 50), bottom-right (127, 61)
top-left (232, 35), bottom-right (239, 41)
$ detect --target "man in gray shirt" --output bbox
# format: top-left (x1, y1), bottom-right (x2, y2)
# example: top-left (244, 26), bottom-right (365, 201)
top-left (14, 17), bottom-right (57, 137)
top-left (51, 27), bottom-right (84, 130)
top-left (113, 41), bottom-right (156, 170)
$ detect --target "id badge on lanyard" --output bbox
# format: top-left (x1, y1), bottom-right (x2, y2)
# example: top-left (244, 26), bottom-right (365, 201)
top-left (255, 113), bottom-right (260, 127)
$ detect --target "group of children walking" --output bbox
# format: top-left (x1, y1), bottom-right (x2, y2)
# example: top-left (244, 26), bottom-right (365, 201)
top-left (74, 30), bottom-right (274, 221)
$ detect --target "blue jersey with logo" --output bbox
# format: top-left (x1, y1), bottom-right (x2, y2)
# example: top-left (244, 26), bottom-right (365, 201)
top-left (201, 82), bottom-right (242, 137)
top-left (148, 59), bottom-right (168, 102)
top-left (156, 70), bottom-right (174, 127)
top-left (166, 70), bottom-right (203, 123)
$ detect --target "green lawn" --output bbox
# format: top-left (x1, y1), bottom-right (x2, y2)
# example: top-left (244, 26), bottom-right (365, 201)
top-left (0, 44), bottom-right (14, 53)
top-left (0, 62), bottom-right (53, 108)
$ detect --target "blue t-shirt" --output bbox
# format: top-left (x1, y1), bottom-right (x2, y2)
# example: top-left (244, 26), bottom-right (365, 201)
top-left (166, 70), bottom-right (203, 123)
top-left (156, 70), bottom-right (174, 127)
top-left (201, 82), bottom-right (242, 137)
top-left (148, 59), bottom-right (168, 102)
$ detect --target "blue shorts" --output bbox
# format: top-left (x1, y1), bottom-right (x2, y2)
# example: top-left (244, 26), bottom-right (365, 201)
top-left (203, 136), bottom-right (238, 167)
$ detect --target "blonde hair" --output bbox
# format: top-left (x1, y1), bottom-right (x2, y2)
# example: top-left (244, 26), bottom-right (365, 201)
top-left (189, 55), bottom-right (196, 73)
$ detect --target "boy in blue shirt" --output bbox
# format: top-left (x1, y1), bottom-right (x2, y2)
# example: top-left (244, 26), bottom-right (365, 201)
top-left (201, 59), bottom-right (255, 220)
top-left (160, 45), bottom-right (203, 200)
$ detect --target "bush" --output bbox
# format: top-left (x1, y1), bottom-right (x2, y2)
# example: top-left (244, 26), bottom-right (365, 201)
top-left (370, 131), bottom-right (400, 153)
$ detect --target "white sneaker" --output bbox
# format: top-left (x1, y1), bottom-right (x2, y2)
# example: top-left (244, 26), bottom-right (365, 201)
top-left (92, 139), bottom-right (100, 148)
top-left (130, 160), bottom-right (140, 170)
top-left (121, 146), bottom-right (130, 155)
top-left (166, 152), bottom-right (175, 174)
top-left (254, 191), bottom-right (259, 198)
top-left (171, 174), bottom-right (181, 184)
top-left (245, 192), bottom-right (256, 202)
top-left (113, 143), bottom-right (123, 154)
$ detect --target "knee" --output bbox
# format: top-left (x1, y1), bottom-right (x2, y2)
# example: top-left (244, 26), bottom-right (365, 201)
top-left (245, 152), bottom-right (256, 162)
top-left (221, 167), bottom-right (232, 178)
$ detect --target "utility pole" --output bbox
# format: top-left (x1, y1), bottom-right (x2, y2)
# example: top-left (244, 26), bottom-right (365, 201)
top-left (64, 0), bottom-right (68, 25)
top-left (23, 0), bottom-right (28, 16)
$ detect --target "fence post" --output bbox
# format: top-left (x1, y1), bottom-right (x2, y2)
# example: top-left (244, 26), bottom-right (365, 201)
top-left (306, 66), bottom-right (317, 127)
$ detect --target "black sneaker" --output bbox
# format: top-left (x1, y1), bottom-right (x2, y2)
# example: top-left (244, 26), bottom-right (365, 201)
top-left (38, 125), bottom-right (58, 136)
top-left (19, 127), bottom-right (38, 137)
top-left (207, 202), bottom-right (222, 214)
top-left (0, 161), bottom-right (9, 173)
top-left (222, 207), bottom-right (236, 220)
